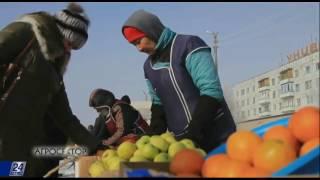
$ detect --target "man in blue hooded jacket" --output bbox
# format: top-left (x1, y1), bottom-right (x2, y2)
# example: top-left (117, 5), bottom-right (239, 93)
top-left (121, 10), bottom-right (236, 152)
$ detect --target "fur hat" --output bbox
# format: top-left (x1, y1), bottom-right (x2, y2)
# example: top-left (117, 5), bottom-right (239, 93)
top-left (55, 2), bottom-right (90, 50)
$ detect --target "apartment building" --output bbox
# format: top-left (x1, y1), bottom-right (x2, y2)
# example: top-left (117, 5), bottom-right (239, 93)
top-left (232, 42), bottom-right (320, 122)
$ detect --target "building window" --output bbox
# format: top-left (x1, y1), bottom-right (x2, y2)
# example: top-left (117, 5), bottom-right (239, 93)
top-left (281, 82), bottom-right (294, 94)
top-left (252, 97), bottom-right (255, 104)
top-left (252, 86), bottom-right (255, 92)
top-left (305, 66), bottom-right (311, 74)
top-left (248, 110), bottom-right (250, 117)
top-left (295, 69), bottom-right (299, 78)
top-left (241, 100), bottom-right (245, 106)
top-left (279, 103), bottom-right (282, 110)
top-left (295, 84), bottom-right (299, 92)
top-left (272, 78), bottom-right (275, 86)
top-left (273, 104), bottom-right (276, 111)
top-left (259, 107), bottom-right (262, 113)
top-left (246, 88), bottom-right (249, 94)
top-left (260, 90), bottom-right (270, 98)
top-left (306, 95), bottom-right (313, 104)
top-left (247, 98), bottom-right (249, 105)
top-left (317, 62), bottom-right (320, 71)
top-left (241, 111), bottom-right (245, 118)
top-left (273, 91), bottom-right (276, 98)
top-left (236, 91), bottom-right (239, 97)
top-left (297, 98), bottom-right (301, 106)
top-left (305, 80), bottom-right (312, 90)
top-left (241, 89), bottom-right (245, 96)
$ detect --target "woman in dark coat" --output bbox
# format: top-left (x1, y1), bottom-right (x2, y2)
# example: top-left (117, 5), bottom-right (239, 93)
top-left (0, 3), bottom-right (101, 177)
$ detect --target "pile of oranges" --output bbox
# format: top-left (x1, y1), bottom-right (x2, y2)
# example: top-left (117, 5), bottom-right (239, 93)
top-left (201, 106), bottom-right (320, 178)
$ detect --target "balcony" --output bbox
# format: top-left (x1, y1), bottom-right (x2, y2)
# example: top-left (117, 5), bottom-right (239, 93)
top-left (258, 96), bottom-right (271, 104)
top-left (279, 91), bottom-right (295, 98)
top-left (260, 111), bottom-right (271, 117)
top-left (281, 106), bottom-right (295, 113)
top-left (280, 78), bottom-right (294, 85)
top-left (258, 86), bottom-right (270, 92)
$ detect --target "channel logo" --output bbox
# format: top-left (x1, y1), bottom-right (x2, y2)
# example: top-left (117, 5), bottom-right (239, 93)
top-left (0, 161), bottom-right (26, 176)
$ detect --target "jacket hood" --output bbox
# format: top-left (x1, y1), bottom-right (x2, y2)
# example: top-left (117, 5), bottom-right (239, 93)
top-left (14, 12), bottom-right (65, 61)
top-left (122, 9), bottom-right (165, 43)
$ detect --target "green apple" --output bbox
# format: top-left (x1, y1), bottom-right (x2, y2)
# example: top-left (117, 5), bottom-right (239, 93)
top-left (161, 132), bottom-right (177, 144)
top-left (168, 142), bottom-right (186, 158)
top-left (141, 143), bottom-right (159, 160)
top-left (150, 135), bottom-right (169, 152)
top-left (107, 156), bottom-right (124, 171)
top-left (101, 149), bottom-right (117, 168)
top-left (88, 160), bottom-right (105, 177)
top-left (179, 138), bottom-right (196, 149)
top-left (129, 155), bottom-right (149, 162)
top-left (133, 149), bottom-right (144, 157)
top-left (117, 141), bottom-right (137, 160)
top-left (102, 149), bottom-right (117, 159)
top-left (153, 152), bottom-right (170, 162)
top-left (136, 135), bottom-right (150, 149)
top-left (196, 148), bottom-right (207, 157)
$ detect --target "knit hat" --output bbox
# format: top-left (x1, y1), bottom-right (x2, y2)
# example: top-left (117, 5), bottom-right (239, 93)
top-left (55, 2), bottom-right (90, 50)
top-left (123, 27), bottom-right (146, 43)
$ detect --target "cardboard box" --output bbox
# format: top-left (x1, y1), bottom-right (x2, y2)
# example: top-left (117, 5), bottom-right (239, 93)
top-left (75, 156), bottom-right (97, 177)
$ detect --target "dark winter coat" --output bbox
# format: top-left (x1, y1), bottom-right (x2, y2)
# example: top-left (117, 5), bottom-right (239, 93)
top-left (92, 101), bottom-right (149, 146)
top-left (0, 12), bottom-right (100, 177)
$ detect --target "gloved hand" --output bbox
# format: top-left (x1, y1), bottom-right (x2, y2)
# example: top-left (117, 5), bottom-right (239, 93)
top-left (146, 104), bottom-right (167, 135)
top-left (178, 95), bottom-right (220, 151)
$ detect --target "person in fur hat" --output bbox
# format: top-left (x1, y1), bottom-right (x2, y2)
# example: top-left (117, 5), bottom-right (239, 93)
top-left (0, 3), bottom-right (102, 177)
top-left (89, 88), bottom-right (149, 146)
top-left (121, 10), bottom-right (237, 153)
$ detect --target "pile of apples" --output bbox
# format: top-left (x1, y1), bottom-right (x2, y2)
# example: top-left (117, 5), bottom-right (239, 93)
top-left (88, 132), bottom-right (207, 177)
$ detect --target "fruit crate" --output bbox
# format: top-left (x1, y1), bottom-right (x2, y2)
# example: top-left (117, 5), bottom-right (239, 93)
top-left (206, 117), bottom-right (320, 177)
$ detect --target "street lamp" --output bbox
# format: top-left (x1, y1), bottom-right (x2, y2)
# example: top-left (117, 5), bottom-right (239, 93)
top-left (206, 30), bottom-right (219, 72)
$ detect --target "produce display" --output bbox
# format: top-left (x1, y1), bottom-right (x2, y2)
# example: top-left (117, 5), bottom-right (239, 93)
top-left (201, 106), bottom-right (319, 177)
top-left (85, 106), bottom-right (319, 178)
top-left (88, 132), bottom-right (206, 177)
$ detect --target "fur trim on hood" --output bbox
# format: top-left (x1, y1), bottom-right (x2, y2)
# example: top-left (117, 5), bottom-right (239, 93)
top-left (14, 12), bottom-right (65, 62)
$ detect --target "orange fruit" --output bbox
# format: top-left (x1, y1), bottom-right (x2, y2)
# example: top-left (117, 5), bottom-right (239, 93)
top-left (240, 166), bottom-right (271, 177)
top-left (215, 159), bottom-right (251, 177)
top-left (299, 137), bottom-right (320, 156)
top-left (175, 173), bottom-right (201, 178)
top-left (169, 149), bottom-right (204, 175)
top-left (263, 125), bottom-right (300, 152)
top-left (253, 139), bottom-right (297, 173)
top-left (288, 106), bottom-right (320, 143)
top-left (201, 153), bottom-right (230, 177)
top-left (226, 130), bottom-right (262, 164)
